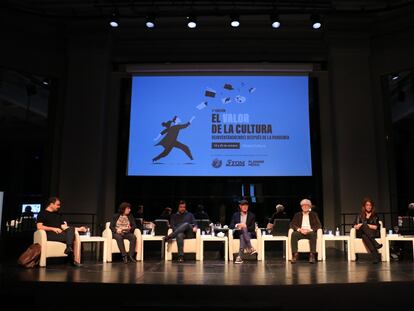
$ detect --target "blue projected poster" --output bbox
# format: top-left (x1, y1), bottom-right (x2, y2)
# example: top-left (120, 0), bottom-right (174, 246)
top-left (127, 75), bottom-right (312, 176)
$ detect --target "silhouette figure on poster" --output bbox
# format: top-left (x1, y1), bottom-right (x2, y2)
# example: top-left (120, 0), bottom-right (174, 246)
top-left (153, 116), bottom-right (194, 162)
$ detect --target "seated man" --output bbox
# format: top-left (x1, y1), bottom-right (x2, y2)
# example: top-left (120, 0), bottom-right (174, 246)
top-left (193, 204), bottom-right (210, 220)
top-left (266, 203), bottom-right (289, 232)
top-left (159, 206), bottom-right (172, 223)
top-left (163, 200), bottom-right (197, 262)
top-left (229, 199), bottom-right (257, 264)
top-left (290, 198), bottom-right (322, 264)
top-left (110, 202), bottom-right (137, 264)
top-left (36, 197), bottom-right (86, 267)
top-left (134, 204), bottom-right (153, 232)
top-left (20, 205), bottom-right (36, 231)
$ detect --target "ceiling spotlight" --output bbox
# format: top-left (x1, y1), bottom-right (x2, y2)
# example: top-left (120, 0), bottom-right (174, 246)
top-left (187, 15), bottom-right (197, 28)
top-left (146, 15), bottom-right (156, 28)
top-left (109, 12), bottom-right (119, 28)
top-left (42, 78), bottom-right (49, 86)
top-left (391, 74), bottom-right (400, 81)
top-left (230, 14), bottom-right (240, 28)
top-left (311, 14), bottom-right (322, 29)
top-left (270, 14), bottom-right (281, 29)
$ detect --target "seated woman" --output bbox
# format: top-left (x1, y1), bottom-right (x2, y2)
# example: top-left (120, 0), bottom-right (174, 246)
top-left (353, 197), bottom-right (382, 263)
top-left (110, 202), bottom-right (137, 264)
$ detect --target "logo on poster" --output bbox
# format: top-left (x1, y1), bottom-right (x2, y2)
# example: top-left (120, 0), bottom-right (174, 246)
top-left (212, 158), bottom-right (222, 168)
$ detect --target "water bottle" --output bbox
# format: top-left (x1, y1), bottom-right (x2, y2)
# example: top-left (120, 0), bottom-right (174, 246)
top-left (10, 220), bottom-right (15, 232)
top-left (86, 227), bottom-right (90, 237)
top-left (211, 223), bottom-right (215, 237)
top-left (335, 227), bottom-right (340, 236)
top-left (15, 218), bottom-right (20, 231)
top-left (398, 216), bottom-right (403, 227)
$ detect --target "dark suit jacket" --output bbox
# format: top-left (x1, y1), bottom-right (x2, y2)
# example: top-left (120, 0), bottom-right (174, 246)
top-left (229, 211), bottom-right (256, 233)
top-left (109, 213), bottom-right (137, 234)
top-left (290, 211), bottom-right (322, 231)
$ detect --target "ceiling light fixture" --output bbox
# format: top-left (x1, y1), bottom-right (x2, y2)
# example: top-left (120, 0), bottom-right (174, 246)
top-left (311, 13), bottom-right (322, 29)
top-left (230, 14), bottom-right (240, 28)
top-left (187, 14), bottom-right (197, 28)
top-left (270, 13), bottom-right (281, 29)
top-left (109, 11), bottom-right (119, 28)
top-left (146, 14), bottom-right (156, 28)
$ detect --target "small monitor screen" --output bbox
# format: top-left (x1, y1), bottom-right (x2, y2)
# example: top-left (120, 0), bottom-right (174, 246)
top-left (21, 204), bottom-right (41, 214)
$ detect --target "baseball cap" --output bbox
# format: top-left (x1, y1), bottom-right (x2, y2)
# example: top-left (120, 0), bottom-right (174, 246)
top-left (239, 199), bottom-right (249, 205)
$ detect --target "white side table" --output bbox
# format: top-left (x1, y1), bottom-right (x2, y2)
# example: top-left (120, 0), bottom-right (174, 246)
top-left (385, 235), bottom-right (414, 262)
top-left (260, 234), bottom-right (289, 261)
top-left (77, 236), bottom-right (107, 263)
top-left (140, 234), bottom-right (165, 261)
top-left (200, 235), bottom-right (228, 261)
top-left (322, 234), bottom-right (350, 261)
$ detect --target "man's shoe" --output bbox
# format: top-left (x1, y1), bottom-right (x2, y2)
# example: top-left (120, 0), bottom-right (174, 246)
top-left (372, 253), bottom-right (381, 264)
top-left (122, 256), bottom-right (128, 264)
top-left (64, 246), bottom-right (73, 255)
top-left (178, 255), bottom-right (184, 262)
top-left (128, 255), bottom-right (137, 263)
top-left (291, 252), bottom-right (299, 264)
top-left (235, 256), bottom-right (243, 264)
top-left (249, 247), bottom-right (257, 256)
top-left (375, 243), bottom-right (383, 249)
top-left (309, 253), bottom-right (316, 264)
top-left (71, 260), bottom-right (81, 267)
top-left (163, 236), bottom-right (171, 243)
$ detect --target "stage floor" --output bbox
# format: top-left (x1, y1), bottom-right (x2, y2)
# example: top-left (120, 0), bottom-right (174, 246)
top-left (1, 250), bottom-right (413, 310)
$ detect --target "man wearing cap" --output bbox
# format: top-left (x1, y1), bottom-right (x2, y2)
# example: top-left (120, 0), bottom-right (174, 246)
top-left (229, 199), bottom-right (257, 264)
top-left (289, 198), bottom-right (322, 264)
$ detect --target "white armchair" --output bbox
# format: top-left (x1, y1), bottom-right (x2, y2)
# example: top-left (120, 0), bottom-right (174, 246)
top-left (287, 228), bottom-right (323, 261)
top-left (228, 228), bottom-right (262, 261)
top-left (350, 221), bottom-right (386, 261)
top-left (33, 229), bottom-right (80, 267)
top-left (102, 222), bottom-right (142, 262)
top-left (165, 228), bottom-right (201, 261)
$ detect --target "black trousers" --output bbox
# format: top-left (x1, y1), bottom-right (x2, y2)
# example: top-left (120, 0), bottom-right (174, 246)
top-left (290, 231), bottom-right (317, 253)
top-left (167, 223), bottom-right (196, 256)
top-left (46, 227), bottom-right (75, 247)
top-left (356, 224), bottom-right (380, 253)
top-left (113, 232), bottom-right (137, 257)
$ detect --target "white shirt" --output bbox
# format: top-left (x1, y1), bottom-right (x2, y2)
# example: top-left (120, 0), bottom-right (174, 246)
top-left (301, 213), bottom-right (313, 231)
top-left (240, 213), bottom-right (247, 225)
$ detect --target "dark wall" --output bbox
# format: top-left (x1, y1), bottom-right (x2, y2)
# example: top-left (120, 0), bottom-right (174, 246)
top-left (370, 9), bottom-right (414, 220)
top-left (0, 9), bottom-right (66, 224)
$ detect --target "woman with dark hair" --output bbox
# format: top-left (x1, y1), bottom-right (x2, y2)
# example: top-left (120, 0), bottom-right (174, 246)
top-left (353, 198), bottom-right (383, 263)
top-left (109, 202), bottom-right (137, 264)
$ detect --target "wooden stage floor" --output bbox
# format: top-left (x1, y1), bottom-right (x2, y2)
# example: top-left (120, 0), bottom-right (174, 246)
top-left (1, 250), bottom-right (413, 310)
